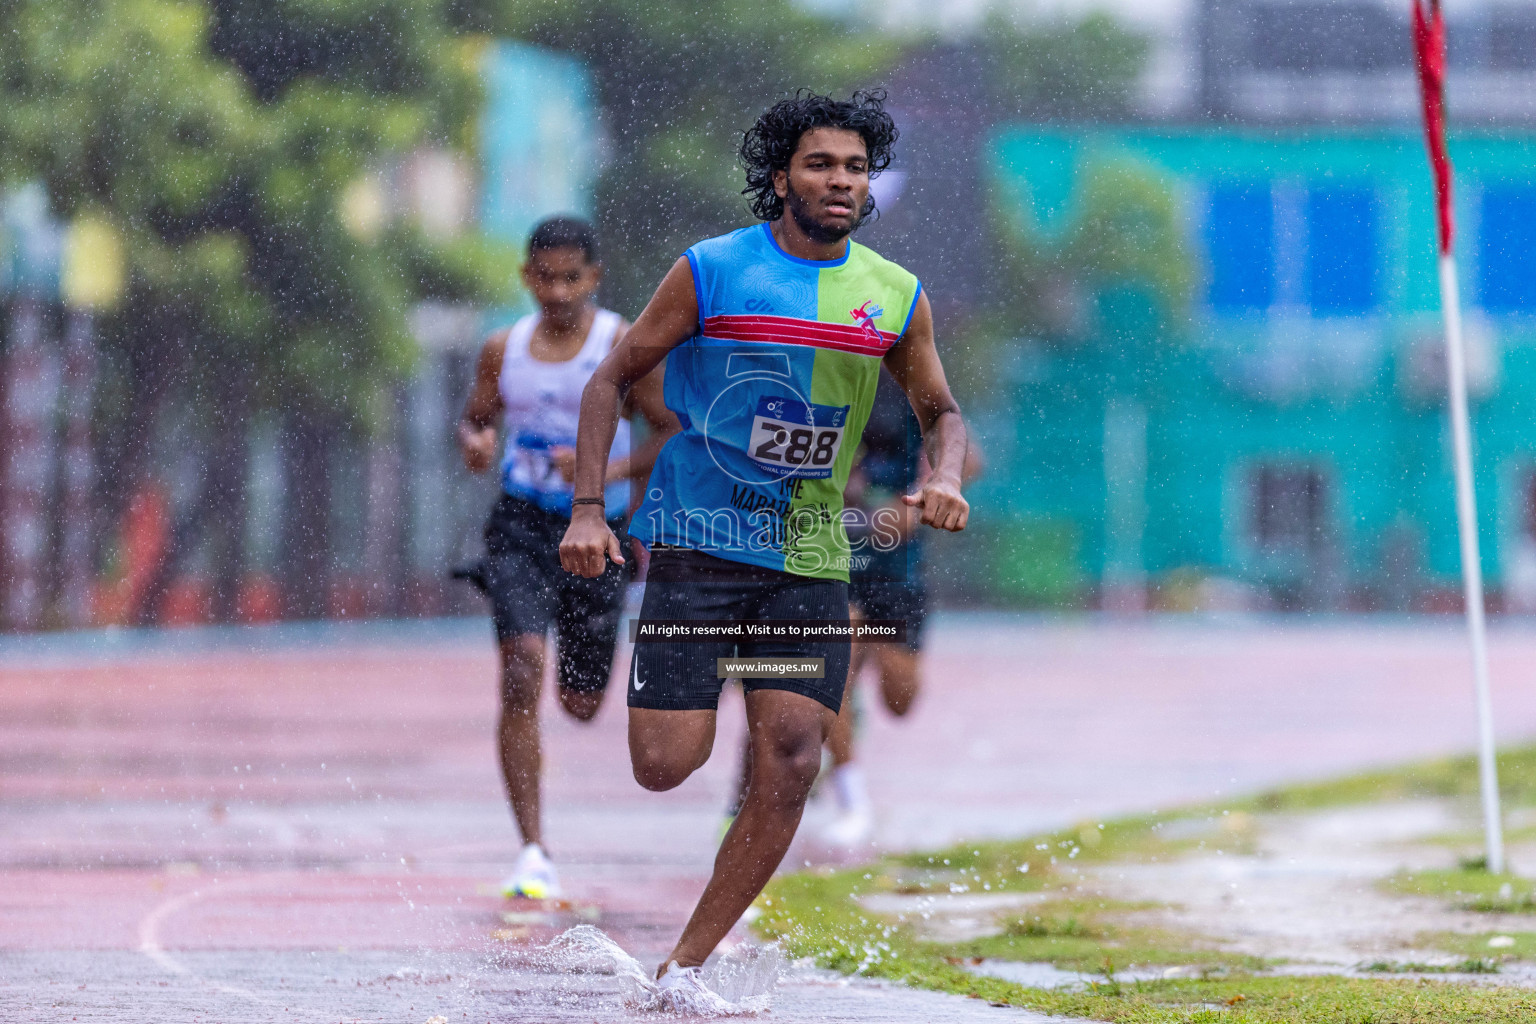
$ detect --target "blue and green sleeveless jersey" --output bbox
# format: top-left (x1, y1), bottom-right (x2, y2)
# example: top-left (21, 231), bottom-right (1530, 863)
top-left (631, 223), bottom-right (922, 581)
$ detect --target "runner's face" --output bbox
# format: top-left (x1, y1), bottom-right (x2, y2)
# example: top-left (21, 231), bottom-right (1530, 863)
top-left (522, 246), bottom-right (601, 324)
top-left (774, 127), bottom-right (870, 244)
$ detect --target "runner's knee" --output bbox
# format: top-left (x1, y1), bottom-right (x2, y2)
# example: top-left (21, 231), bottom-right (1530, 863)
top-left (631, 750), bottom-right (701, 792)
top-left (755, 727), bottom-right (824, 806)
top-left (884, 681), bottom-right (918, 717)
top-left (880, 654), bottom-right (921, 717)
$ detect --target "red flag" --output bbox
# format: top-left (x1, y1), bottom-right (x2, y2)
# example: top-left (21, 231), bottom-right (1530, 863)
top-left (1413, 0), bottom-right (1454, 254)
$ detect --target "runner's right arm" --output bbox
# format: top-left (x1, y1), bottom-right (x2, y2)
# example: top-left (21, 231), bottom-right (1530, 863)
top-left (606, 318), bottom-right (682, 486)
top-left (550, 319), bottom-right (680, 486)
top-left (560, 258), bottom-right (699, 578)
top-left (458, 330), bottom-right (510, 474)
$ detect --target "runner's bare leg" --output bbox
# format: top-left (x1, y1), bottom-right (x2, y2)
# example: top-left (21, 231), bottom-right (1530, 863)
top-left (827, 638), bottom-right (867, 767)
top-left (828, 642), bottom-right (919, 766)
top-left (498, 633), bottom-right (547, 846)
top-left (875, 644), bottom-right (921, 716)
top-left (654, 689), bottom-right (834, 969)
top-left (630, 706), bottom-right (717, 791)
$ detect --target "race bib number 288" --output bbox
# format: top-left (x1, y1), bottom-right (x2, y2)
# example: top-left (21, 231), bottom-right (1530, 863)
top-left (747, 396), bottom-right (850, 479)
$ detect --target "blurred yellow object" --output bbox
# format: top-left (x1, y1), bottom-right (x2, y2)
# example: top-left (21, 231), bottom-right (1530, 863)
top-left (339, 174), bottom-right (388, 243)
top-left (61, 213), bottom-right (124, 310)
top-left (458, 34), bottom-right (491, 74)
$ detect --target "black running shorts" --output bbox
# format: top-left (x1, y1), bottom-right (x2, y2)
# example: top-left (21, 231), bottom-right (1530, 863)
top-left (849, 576), bottom-right (928, 653)
top-left (482, 494), bottom-right (626, 695)
top-left (628, 547), bottom-right (850, 713)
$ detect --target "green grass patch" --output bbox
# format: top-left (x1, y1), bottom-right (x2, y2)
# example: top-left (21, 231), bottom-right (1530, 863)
top-left (1240, 746), bottom-right (1536, 814)
top-left (759, 859), bottom-right (1536, 1021)
top-left (1361, 957), bottom-right (1501, 974)
top-left (1424, 930), bottom-right (1536, 960)
top-left (1386, 868), bottom-right (1536, 912)
top-left (757, 742), bottom-right (1536, 1021)
top-left (951, 896), bottom-right (1265, 974)
top-left (881, 811), bottom-right (1251, 897)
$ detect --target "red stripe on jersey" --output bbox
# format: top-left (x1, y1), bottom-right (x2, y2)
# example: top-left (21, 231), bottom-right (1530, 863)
top-left (702, 314), bottom-right (897, 357)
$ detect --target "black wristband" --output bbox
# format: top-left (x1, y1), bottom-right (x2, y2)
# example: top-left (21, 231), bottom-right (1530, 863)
top-left (571, 497), bottom-right (605, 507)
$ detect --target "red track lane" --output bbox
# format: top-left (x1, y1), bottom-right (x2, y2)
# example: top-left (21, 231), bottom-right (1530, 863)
top-left (7, 617), bottom-right (1536, 1021)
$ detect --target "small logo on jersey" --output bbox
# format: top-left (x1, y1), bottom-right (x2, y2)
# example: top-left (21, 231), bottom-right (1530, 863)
top-left (850, 301), bottom-right (885, 339)
top-left (745, 298), bottom-right (776, 314)
top-left (765, 399), bottom-right (786, 417)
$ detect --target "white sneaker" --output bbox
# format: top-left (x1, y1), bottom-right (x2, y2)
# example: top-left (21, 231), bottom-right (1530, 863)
top-left (653, 960), bottom-right (738, 1015)
top-left (500, 842), bottom-right (560, 900)
top-left (821, 803), bottom-right (874, 848)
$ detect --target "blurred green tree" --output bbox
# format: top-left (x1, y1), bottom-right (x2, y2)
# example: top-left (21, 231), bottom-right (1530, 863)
top-left (985, 11), bottom-right (1151, 119)
top-left (949, 14), bottom-right (1192, 397)
top-left (987, 159), bottom-right (1191, 345)
top-left (0, 0), bottom-right (506, 621)
top-left (450, 0), bottom-right (897, 313)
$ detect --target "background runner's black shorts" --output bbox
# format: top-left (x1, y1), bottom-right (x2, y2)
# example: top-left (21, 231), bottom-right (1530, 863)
top-left (849, 540), bottom-right (927, 653)
top-left (628, 547), bottom-right (850, 714)
top-left (483, 494), bottom-right (626, 695)
top-left (850, 577), bottom-right (928, 653)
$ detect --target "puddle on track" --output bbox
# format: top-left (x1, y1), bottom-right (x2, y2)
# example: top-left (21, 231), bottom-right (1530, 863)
top-left (965, 958), bottom-right (1536, 996)
top-left (967, 960), bottom-right (1182, 990)
top-left (1, 944), bottom-right (1059, 1023)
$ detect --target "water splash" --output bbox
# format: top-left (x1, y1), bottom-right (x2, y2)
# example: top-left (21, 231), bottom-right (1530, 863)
top-left (704, 941), bottom-right (784, 1009)
top-left (491, 924), bottom-right (655, 1005)
top-left (495, 926), bottom-right (782, 1016)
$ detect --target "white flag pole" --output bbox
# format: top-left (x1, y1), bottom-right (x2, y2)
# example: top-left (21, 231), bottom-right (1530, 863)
top-left (1416, 0), bottom-right (1504, 875)
top-left (1438, 251), bottom-right (1505, 874)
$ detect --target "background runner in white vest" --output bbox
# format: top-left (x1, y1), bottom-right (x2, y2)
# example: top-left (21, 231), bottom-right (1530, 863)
top-left (457, 216), bottom-right (678, 901)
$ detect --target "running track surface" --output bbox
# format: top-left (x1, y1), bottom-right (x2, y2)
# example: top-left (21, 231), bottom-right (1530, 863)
top-left (6, 615), bottom-right (1536, 1022)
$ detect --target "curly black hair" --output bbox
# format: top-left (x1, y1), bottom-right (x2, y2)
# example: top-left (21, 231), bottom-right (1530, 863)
top-left (739, 90), bottom-right (898, 223)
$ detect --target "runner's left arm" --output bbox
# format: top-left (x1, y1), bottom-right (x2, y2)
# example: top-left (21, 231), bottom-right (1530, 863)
top-left (561, 258), bottom-right (699, 577)
top-left (882, 292), bottom-right (970, 533)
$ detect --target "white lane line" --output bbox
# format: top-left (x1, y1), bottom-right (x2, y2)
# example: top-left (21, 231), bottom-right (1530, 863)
top-left (136, 881), bottom-right (282, 1007)
top-left (136, 888), bottom-right (199, 975)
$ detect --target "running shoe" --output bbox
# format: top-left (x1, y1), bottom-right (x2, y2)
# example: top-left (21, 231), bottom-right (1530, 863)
top-left (500, 842), bottom-right (560, 900)
top-left (653, 960), bottom-right (737, 1015)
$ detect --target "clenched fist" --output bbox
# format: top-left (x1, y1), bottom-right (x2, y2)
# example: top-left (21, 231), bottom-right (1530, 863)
top-left (902, 475), bottom-right (969, 533)
top-left (560, 506), bottom-right (626, 577)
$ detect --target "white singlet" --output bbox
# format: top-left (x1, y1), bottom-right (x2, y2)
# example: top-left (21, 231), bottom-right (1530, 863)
top-left (498, 308), bottom-right (631, 514)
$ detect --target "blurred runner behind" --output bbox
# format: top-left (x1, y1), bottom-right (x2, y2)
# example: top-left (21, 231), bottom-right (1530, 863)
top-left (456, 216), bottom-right (676, 900)
top-left (722, 368), bottom-right (980, 846)
top-left (822, 368), bottom-right (982, 847)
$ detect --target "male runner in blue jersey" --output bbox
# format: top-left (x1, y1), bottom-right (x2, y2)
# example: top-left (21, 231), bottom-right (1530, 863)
top-left (559, 91), bottom-right (971, 1012)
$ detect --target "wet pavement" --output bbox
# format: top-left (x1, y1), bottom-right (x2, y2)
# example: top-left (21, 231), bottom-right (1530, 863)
top-left (7, 615), bottom-right (1536, 1022)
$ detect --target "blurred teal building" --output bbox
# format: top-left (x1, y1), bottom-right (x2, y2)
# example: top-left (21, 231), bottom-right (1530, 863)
top-left (971, 129), bottom-right (1536, 610)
